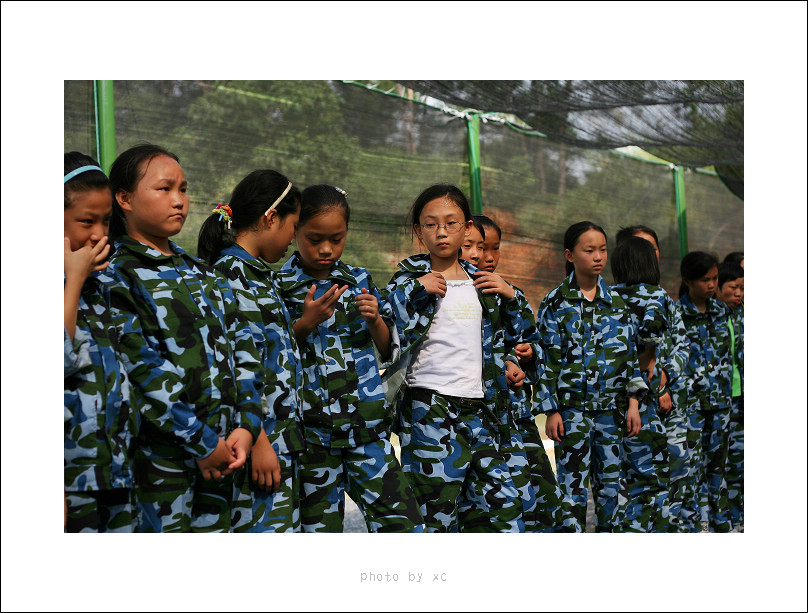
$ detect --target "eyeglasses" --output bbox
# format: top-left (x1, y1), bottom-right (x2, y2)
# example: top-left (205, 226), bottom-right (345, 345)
top-left (418, 221), bottom-right (467, 234)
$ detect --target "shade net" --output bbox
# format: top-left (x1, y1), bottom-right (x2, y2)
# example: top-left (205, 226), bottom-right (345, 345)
top-left (64, 80), bottom-right (743, 310)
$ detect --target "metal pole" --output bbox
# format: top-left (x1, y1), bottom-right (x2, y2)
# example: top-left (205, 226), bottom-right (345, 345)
top-left (673, 165), bottom-right (688, 257)
top-left (94, 80), bottom-right (116, 174)
top-left (466, 114), bottom-right (483, 214)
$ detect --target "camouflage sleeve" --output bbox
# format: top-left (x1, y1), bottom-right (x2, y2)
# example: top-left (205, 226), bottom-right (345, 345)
top-left (636, 289), bottom-right (669, 347)
top-left (383, 272), bottom-right (434, 356)
top-left (658, 299), bottom-right (690, 392)
top-left (370, 272), bottom-right (401, 370)
top-left (64, 326), bottom-right (91, 378)
top-left (514, 289), bottom-right (542, 386)
top-left (109, 277), bottom-right (221, 459)
top-left (219, 274), bottom-right (263, 442)
top-left (536, 298), bottom-right (561, 414)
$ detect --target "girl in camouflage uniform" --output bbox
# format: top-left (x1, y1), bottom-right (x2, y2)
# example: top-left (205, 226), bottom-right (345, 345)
top-left (384, 185), bottom-right (530, 532)
top-left (615, 225), bottom-right (691, 532)
top-left (538, 221), bottom-right (646, 532)
top-left (466, 215), bottom-right (562, 533)
top-left (105, 144), bottom-right (265, 532)
top-left (64, 152), bottom-right (137, 532)
top-left (198, 170), bottom-right (306, 532)
top-left (676, 251), bottom-right (733, 533)
top-left (276, 185), bottom-right (423, 533)
top-left (716, 261), bottom-right (744, 532)
top-left (610, 235), bottom-right (675, 532)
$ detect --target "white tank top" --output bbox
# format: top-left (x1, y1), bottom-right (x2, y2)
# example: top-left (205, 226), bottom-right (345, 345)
top-left (405, 278), bottom-right (484, 398)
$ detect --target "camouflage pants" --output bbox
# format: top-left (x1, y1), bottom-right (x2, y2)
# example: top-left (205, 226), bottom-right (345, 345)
top-left (64, 488), bottom-right (135, 533)
top-left (619, 398), bottom-right (670, 532)
top-left (686, 407), bottom-right (731, 532)
top-left (231, 448), bottom-right (300, 533)
top-left (398, 388), bottom-right (524, 533)
top-left (726, 396), bottom-right (744, 529)
top-left (134, 454), bottom-right (235, 533)
top-left (459, 426), bottom-right (537, 532)
top-left (298, 439), bottom-right (424, 533)
top-left (516, 415), bottom-right (563, 532)
top-left (661, 400), bottom-right (691, 533)
top-left (554, 408), bottom-right (625, 532)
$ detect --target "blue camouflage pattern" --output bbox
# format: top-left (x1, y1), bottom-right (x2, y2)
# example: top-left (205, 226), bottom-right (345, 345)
top-left (383, 254), bottom-right (530, 531)
top-left (536, 271), bottom-right (648, 532)
top-left (278, 253), bottom-right (422, 532)
top-left (676, 293), bottom-right (733, 532)
top-left (64, 273), bottom-right (138, 494)
top-left (277, 253), bottom-right (393, 448)
top-left (298, 440), bottom-right (424, 533)
top-left (214, 244), bottom-right (306, 532)
top-left (726, 306), bottom-right (744, 529)
top-left (612, 283), bottom-right (672, 532)
top-left (104, 237), bottom-right (264, 532)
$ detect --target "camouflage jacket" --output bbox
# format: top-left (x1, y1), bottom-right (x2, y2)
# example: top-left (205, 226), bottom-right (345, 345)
top-left (382, 254), bottom-right (529, 425)
top-left (536, 271), bottom-right (647, 413)
top-left (654, 293), bottom-right (691, 397)
top-left (675, 293), bottom-right (732, 411)
top-left (276, 253), bottom-right (392, 448)
top-left (505, 285), bottom-right (544, 421)
top-left (104, 237), bottom-right (263, 460)
top-left (213, 244), bottom-right (305, 455)
top-left (64, 273), bottom-right (138, 491)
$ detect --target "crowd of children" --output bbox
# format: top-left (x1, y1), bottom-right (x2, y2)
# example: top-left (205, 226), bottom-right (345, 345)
top-left (64, 145), bottom-right (744, 533)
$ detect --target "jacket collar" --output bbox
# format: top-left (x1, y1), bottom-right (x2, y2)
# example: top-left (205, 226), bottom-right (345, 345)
top-left (277, 251), bottom-right (358, 291)
top-left (679, 293), bottom-right (725, 317)
top-left (560, 270), bottom-right (613, 305)
top-left (113, 235), bottom-right (186, 261)
top-left (220, 242), bottom-right (273, 273)
top-left (396, 253), bottom-right (479, 278)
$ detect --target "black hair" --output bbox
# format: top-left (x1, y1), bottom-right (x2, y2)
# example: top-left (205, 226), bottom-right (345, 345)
top-left (64, 151), bottom-right (109, 209)
top-left (409, 184), bottom-right (472, 230)
top-left (473, 214), bottom-right (501, 242)
top-left (610, 235), bottom-right (660, 285)
top-left (108, 143), bottom-right (181, 243)
top-left (197, 170), bottom-right (300, 265)
top-left (718, 262), bottom-right (744, 288)
top-left (616, 224), bottom-right (660, 252)
top-left (678, 250), bottom-right (719, 298)
top-left (468, 216), bottom-right (486, 240)
top-left (724, 251), bottom-right (744, 266)
top-left (298, 184), bottom-right (350, 227)
top-left (563, 220), bottom-right (607, 275)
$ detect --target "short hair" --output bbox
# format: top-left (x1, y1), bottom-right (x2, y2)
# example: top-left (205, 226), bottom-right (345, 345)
top-left (718, 262), bottom-right (744, 288)
top-left (610, 235), bottom-right (660, 285)
top-left (473, 214), bottom-right (501, 241)
top-left (616, 224), bottom-right (659, 250)
top-left (724, 251), bottom-right (744, 266)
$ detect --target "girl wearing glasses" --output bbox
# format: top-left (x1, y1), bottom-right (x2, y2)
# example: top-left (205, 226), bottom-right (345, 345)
top-left (383, 184), bottom-right (531, 532)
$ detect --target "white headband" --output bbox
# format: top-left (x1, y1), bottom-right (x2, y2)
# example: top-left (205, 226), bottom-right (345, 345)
top-left (265, 182), bottom-right (293, 216)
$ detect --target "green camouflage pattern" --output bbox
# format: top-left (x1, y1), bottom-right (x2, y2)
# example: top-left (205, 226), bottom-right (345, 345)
top-left (297, 440), bottom-right (424, 532)
top-left (65, 489), bottom-right (135, 533)
top-left (277, 254), bottom-right (392, 448)
top-left (536, 272), bottom-right (647, 414)
top-left (231, 450), bottom-right (300, 532)
top-left (64, 273), bottom-right (137, 494)
top-left (398, 388), bottom-right (523, 532)
top-left (105, 237), bottom-right (264, 532)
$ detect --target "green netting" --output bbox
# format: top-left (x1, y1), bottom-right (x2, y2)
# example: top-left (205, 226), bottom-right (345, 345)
top-left (64, 80), bottom-right (742, 306)
top-left (683, 169), bottom-right (745, 263)
top-left (477, 124), bottom-right (682, 306)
